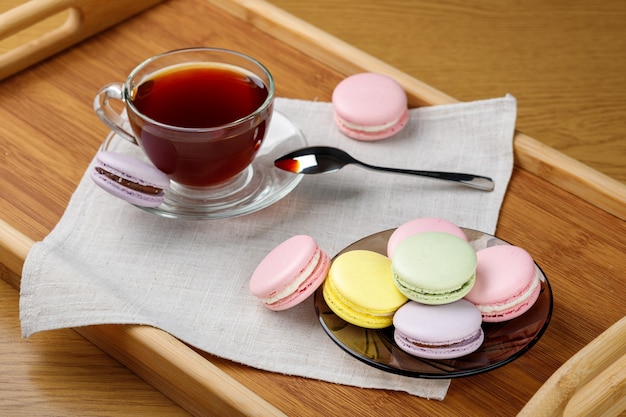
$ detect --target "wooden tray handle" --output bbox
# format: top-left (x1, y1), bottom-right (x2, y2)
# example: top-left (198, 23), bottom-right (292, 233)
top-left (518, 316), bottom-right (626, 417)
top-left (0, 219), bottom-right (287, 417)
top-left (564, 352), bottom-right (626, 417)
top-left (0, 0), bottom-right (164, 81)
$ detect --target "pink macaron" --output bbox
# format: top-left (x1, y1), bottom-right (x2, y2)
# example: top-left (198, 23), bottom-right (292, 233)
top-left (332, 72), bottom-right (409, 141)
top-left (387, 217), bottom-right (468, 258)
top-left (393, 299), bottom-right (484, 359)
top-left (91, 151), bottom-right (170, 208)
top-left (464, 245), bottom-right (541, 322)
top-left (249, 235), bottom-right (330, 311)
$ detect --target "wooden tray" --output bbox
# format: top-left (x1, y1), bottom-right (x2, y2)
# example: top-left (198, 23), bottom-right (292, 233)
top-left (1, 0), bottom-right (625, 416)
top-left (0, 0), bottom-right (165, 80)
top-left (1, 0), bottom-right (623, 221)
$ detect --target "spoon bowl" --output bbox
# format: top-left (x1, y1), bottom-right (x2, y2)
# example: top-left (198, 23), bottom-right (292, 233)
top-left (274, 146), bottom-right (495, 191)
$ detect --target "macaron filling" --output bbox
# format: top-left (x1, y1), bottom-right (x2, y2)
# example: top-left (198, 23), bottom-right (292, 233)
top-left (476, 270), bottom-right (540, 314)
top-left (94, 167), bottom-right (165, 195)
top-left (395, 327), bottom-right (484, 351)
top-left (473, 271), bottom-right (541, 322)
top-left (261, 248), bottom-right (323, 306)
top-left (393, 273), bottom-right (476, 302)
top-left (392, 300), bottom-right (484, 359)
top-left (336, 110), bottom-right (408, 133)
top-left (464, 245), bottom-right (541, 322)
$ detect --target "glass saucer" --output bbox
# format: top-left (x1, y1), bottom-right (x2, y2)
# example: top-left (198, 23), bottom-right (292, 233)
top-left (314, 227), bottom-right (553, 379)
top-left (101, 111), bottom-right (307, 219)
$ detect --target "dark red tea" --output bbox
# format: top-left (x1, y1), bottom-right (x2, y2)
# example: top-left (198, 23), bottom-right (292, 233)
top-left (127, 64), bottom-right (271, 186)
top-left (133, 64), bottom-right (268, 128)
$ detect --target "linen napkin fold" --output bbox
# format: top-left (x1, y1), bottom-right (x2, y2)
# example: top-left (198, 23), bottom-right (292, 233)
top-left (20, 95), bottom-right (517, 400)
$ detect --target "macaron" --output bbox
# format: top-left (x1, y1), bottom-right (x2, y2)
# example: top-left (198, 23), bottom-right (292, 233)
top-left (323, 250), bottom-right (408, 328)
top-left (393, 299), bottom-right (484, 359)
top-left (387, 217), bottom-right (468, 258)
top-left (249, 235), bottom-right (330, 311)
top-left (391, 232), bottom-right (477, 305)
top-left (464, 245), bottom-right (541, 322)
top-left (331, 72), bottom-right (409, 141)
top-left (91, 151), bottom-right (170, 208)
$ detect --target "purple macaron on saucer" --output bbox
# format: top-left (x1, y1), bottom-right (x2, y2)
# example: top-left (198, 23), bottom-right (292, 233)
top-left (93, 110), bottom-right (308, 219)
top-left (91, 151), bottom-right (170, 208)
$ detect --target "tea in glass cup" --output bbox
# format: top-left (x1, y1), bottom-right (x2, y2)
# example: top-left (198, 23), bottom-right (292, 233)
top-left (94, 47), bottom-right (274, 199)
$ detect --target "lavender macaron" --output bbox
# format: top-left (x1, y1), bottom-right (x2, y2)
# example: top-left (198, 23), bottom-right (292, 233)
top-left (393, 299), bottom-right (484, 359)
top-left (91, 151), bottom-right (170, 208)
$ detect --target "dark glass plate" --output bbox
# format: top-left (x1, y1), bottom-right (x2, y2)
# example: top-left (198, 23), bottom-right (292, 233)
top-left (314, 227), bottom-right (553, 379)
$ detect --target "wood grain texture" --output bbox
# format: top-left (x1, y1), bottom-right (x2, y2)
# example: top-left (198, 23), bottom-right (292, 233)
top-left (518, 317), bottom-right (626, 417)
top-left (0, 0), bottom-right (625, 416)
top-left (267, 0), bottom-right (626, 185)
top-left (208, 0), bottom-right (626, 220)
top-left (0, 0), bottom-right (166, 79)
top-left (0, 273), bottom-right (190, 416)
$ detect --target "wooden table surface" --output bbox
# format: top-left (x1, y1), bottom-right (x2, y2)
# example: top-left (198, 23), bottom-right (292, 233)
top-left (267, 0), bottom-right (626, 185)
top-left (0, 0), bottom-right (625, 416)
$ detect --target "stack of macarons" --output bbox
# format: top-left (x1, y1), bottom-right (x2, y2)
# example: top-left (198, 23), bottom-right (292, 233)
top-left (248, 217), bottom-right (541, 361)
top-left (389, 217), bottom-right (541, 359)
top-left (386, 218), bottom-right (485, 359)
top-left (388, 217), bottom-right (542, 358)
top-left (387, 218), bottom-right (541, 324)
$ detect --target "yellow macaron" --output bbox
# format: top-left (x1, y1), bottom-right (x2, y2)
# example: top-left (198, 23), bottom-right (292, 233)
top-left (323, 250), bottom-right (408, 328)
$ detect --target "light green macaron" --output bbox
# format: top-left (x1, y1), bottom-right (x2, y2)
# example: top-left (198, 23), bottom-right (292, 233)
top-left (391, 232), bottom-right (477, 305)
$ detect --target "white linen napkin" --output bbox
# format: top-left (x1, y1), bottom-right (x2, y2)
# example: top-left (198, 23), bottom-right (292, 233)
top-left (20, 95), bottom-right (517, 400)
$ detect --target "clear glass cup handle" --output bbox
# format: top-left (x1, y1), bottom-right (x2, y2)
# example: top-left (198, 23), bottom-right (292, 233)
top-left (93, 83), bottom-right (138, 145)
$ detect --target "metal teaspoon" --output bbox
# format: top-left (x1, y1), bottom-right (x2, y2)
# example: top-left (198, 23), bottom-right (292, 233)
top-left (274, 146), bottom-right (495, 191)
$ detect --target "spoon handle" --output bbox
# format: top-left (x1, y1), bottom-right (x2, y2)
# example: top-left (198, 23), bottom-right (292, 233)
top-left (355, 161), bottom-right (495, 191)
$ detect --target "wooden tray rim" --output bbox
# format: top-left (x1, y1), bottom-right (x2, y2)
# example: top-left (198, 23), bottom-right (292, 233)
top-left (208, 0), bottom-right (626, 222)
top-left (1, 0), bottom-right (626, 415)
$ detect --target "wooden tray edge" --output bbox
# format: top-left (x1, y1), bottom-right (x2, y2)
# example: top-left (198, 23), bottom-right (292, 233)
top-left (2, 1), bottom-right (625, 416)
top-left (0, 217), bottom-right (286, 417)
top-left (0, 0), bottom-right (167, 81)
top-left (206, 0), bottom-right (626, 221)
